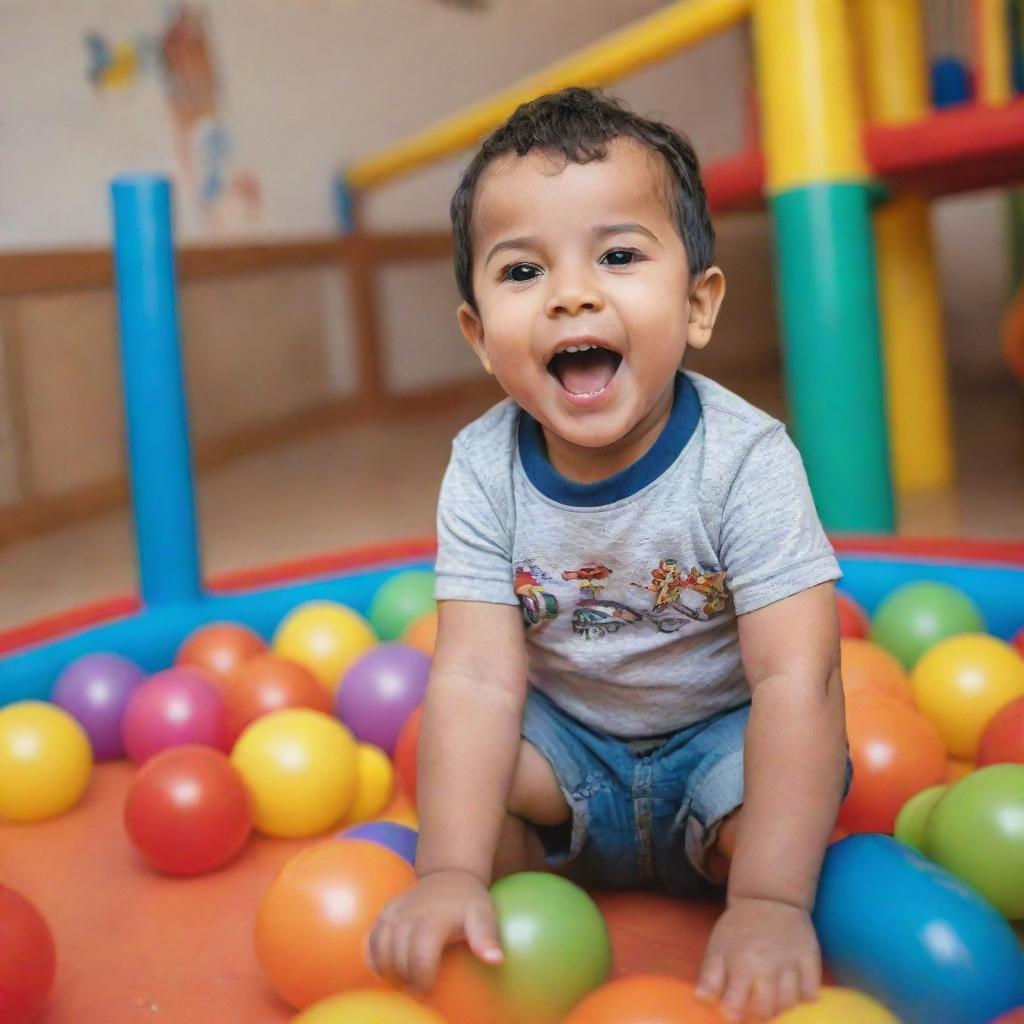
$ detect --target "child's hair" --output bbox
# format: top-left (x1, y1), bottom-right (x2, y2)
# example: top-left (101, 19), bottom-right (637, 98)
top-left (450, 86), bottom-right (715, 310)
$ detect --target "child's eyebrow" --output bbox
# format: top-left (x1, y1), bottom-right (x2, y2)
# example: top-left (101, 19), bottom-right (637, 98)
top-left (484, 222), bottom-right (659, 267)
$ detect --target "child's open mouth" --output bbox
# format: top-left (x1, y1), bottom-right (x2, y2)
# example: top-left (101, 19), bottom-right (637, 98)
top-left (548, 344), bottom-right (622, 398)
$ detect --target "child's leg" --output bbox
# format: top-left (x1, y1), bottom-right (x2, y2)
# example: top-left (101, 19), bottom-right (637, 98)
top-left (492, 739), bottom-right (570, 880)
top-left (706, 805), bottom-right (742, 882)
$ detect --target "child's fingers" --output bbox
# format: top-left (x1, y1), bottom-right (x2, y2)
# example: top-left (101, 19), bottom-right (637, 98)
top-left (776, 968), bottom-right (801, 1015)
top-left (798, 950), bottom-right (821, 1002)
top-left (408, 921), bottom-right (449, 993)
top-left (720, 966), bottom-right (753, 1022)
top-left (365, 917), bottom-right (392, 978)
top-left (464, 900), bottom-right (504, 965)
top-left (391, 918), bottom-right (417, 986)
top-left (694, 951), bottom-right (726, 1002)
top-left (750, 973), bottom-right (777, 1021)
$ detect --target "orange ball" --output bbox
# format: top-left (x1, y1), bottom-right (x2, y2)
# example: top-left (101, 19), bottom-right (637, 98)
top-left (840, 639), bottom-right (914, 706)
top-left (255, 839), bottom-right (415, 1009)
top-left (563, 975), bottom-right (728, 1023)
top-left (394, 705), bottom-right (422, 803)
top-left (402, 612), bottom-right (437, 656)
top-left (177, 622), bottom-right (266, 683)
top-left (837, 592), bottom-right (870, 639)
top-left (223, 654), bottom-right (331, 745)
top-left (944, 758), bottom-right (975, 783)
top-left (977, 696), bottom-right (1024, 767)
top-left (838, 693), bottom-right (947, 834)
top-left (426, 946), bottom-right (512, 1024)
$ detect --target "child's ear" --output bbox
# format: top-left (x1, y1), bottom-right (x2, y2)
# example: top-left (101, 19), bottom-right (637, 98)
top-left (686, 267), bottom-right (726, 350)
top-left (458, 301), bottom-right (493, 374)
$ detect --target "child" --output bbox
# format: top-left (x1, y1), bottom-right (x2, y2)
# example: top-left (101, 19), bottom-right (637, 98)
top-left (368, 87), bottom-right (849, 1023)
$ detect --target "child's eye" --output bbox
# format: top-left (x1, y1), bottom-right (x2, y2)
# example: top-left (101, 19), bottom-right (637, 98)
top-left (601, 248), bottom-right (644, 267)
top-left (500, 262), bottom-right (541, 283)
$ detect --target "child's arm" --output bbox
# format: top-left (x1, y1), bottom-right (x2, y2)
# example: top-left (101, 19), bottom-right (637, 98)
top-left (367, 597), bottom-right (529, 991)
top-left (697, 581), bottom-right (847, 1021)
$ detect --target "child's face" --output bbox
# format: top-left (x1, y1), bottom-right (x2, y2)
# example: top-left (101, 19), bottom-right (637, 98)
top-left (458, 137), bottom-right (724, 458)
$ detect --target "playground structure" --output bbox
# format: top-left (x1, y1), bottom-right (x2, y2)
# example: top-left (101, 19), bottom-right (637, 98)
top-left (2, 0), bottom-right (1024, 703)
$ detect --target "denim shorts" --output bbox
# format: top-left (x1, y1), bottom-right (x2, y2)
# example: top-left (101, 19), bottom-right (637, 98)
top-left (521, 687), bottom-right (852, 897)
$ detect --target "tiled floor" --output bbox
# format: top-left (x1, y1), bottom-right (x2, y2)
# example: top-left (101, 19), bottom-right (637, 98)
top-left (0, 373), bottom-right (1020, 632)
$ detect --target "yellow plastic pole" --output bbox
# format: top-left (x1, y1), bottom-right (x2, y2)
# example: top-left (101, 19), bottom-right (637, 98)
top-left (752, 0), bottom-right (866, 192)
top-left (975, 0), bottom-right (1014, 105)
top-left (346, 0), bottom-right (750, 190)
top-left (854, 0), bottom-right (955, 493)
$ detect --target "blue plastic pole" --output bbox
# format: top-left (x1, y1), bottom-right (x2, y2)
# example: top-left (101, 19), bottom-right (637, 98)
top-left (111, 176), bottom-right (203, 607)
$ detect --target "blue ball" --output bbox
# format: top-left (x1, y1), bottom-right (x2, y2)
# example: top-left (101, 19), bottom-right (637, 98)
top-left (813, 834), bottom-right (1024, 1024)
top-left (336, 821), bottom-right (417, 867)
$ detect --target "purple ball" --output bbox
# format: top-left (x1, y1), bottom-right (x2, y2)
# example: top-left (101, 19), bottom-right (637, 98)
top-left (121, 668), bottom-right (228, 764)
top-left (335, 644), bottom-right (429, 755)
top-left (337, 821), bottom-right (418, 867)
top-left (53, 653), bottom-right (145, 760)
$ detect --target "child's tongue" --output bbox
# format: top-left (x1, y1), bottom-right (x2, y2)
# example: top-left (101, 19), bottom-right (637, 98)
top-left (553, 349), bottom-right (618, 395)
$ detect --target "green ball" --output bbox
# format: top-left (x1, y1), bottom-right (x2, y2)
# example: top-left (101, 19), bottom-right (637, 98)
top-left (368, 571), bottom-right (435, 642)
top-left (922, 764), bottom-right (1024, 919)
top-left (489, 872), bottom-right (611, 1023)
top-left (894, 784), bottom-right (948, 851)
top-left (869, 582), bottom-right (986, 669)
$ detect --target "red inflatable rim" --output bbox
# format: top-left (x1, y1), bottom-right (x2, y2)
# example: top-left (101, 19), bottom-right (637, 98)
top-left (3, 535), bottom-right (1021, 656)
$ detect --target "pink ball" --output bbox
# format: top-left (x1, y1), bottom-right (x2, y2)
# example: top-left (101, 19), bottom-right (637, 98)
top-left (121, 668), bottom-right (228, 764)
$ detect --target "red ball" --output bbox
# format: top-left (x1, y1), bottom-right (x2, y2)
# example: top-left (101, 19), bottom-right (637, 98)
top-left (977, 696), bottom-right (1024, 767)
top-left (838, 692), bottom-right (948, 834)
top-left (1012, 628), bottom-right (1024, 658)
top-left (177, 622), bottom-right (266, 684)
top-left (223, 654), bottom-right (331, 745)
top-left (124, 745), bottom-right (252, 875)
top-left (991, 1010), bottom-right (1024, 1024)
top-left (0, 885), bottom-right (56, 1024)
top-left (393, 705), bottom-right (422, 803)
top-left (837, 591), bottom-right (870, 639)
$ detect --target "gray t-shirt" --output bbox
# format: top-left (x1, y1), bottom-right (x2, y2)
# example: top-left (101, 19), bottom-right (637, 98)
top-left (435, 371), bottom-right (841, 738)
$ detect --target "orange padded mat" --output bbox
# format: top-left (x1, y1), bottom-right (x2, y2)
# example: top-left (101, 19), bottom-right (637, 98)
top-left (1, 762), bottom-right (720, 1023)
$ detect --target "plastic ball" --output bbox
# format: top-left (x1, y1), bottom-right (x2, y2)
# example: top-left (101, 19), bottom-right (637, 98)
top-left (339, 743), bottom-right (395, 823)
top-left (836, 591), bottom-right (870, 639)
top-left (839, 639), bottom-right (914, 706)
top-left (922, 764), bottom-right (1024, 919)
top-left (977, 696), bottom-right (1024, 767)
top-left (944, 758), bottom-right (975, 783)
top-left (893, 784), bottom-right (947, 851)
top-left (488, 872), bottom-right (612, 1023)
top-left (770, 986), bottom-right (899, 1022)
top-left (393, 705), bottom-right (422, 803)
top-left (838, 693), bottom-right (947, 834)
top-left (124, 745), bottom-right (252, 875)
top-left (294, 989), bottom-right (447, 1024)
top-left (337, 820), bottom-right (417, 866)
top-left (121, 668), bottom-right (228, 764)
top-left (230, 709), bottom-right (358, 837)
top-left (377, 788), bottom-right (418, 829)
top-left (223, 653), bottom-right (331, 745)
top-left (991, 1010), bottom-right (1024, 1024)
top-left (273, 601), bottom-right (376, 693)
top-left (1012, 627), bottom-right (1024, 658)
top-left (0, 701), bottom-right (92, 822)
top-left (911, 633), bottom-right (1024, 760)
top-left (0, 885), bottom-right (56, 1024)
top-left (563, 974), bottom-right (727, 1022)
top-left (52, 652), bottom-right (144, 760)
top-left (369, 571), bottom-right (436, 642)
top-left (813, 834), bottom-right (1024, 1024)
top-left (869, 582), bottom-right (986, 669)
top-left (255, 839), bottom-right (416, 1009)
top-left (402, 610), bottom-right (437, 655)
top-left (336, 644), bottom-right (429, 755)
top-left (176, 621), bottom-right (266, 683)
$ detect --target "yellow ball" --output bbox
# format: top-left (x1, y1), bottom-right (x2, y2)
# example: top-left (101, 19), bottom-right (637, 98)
top-left (341, 743), bottom-right (395, 825)
top-left (911, 633), bottom-right (1024, 760)
top-left (273, 601), bottom-right (377, 694)
top-left (771, 986), bottom-right (899, 1022)
top-left (0, 700), bottom-right (93, 822)
top-left (230, 709), bottom-right (358, 837)
top-left (294, 989), bottom-right (446, 1024)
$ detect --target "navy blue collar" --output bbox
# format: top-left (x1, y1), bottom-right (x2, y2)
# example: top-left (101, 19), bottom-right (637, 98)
top-left (517, 372), bottom-right (701, 507)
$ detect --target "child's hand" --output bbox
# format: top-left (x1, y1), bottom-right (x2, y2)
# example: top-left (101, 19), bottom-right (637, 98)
top-left (366, 868), bottom-right (504, 993)
top-left (695, 896), bottom-right (820, 1021)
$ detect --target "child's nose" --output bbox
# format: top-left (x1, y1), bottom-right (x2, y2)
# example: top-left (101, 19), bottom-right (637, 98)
top-left (545, 271), bottom-right (604, 318)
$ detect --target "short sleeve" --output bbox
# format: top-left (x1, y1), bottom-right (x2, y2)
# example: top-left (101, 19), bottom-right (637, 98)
top-left (719, 424), bottom-right (841, 615)
top-left (434, 439), bottom-right (518, 606)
